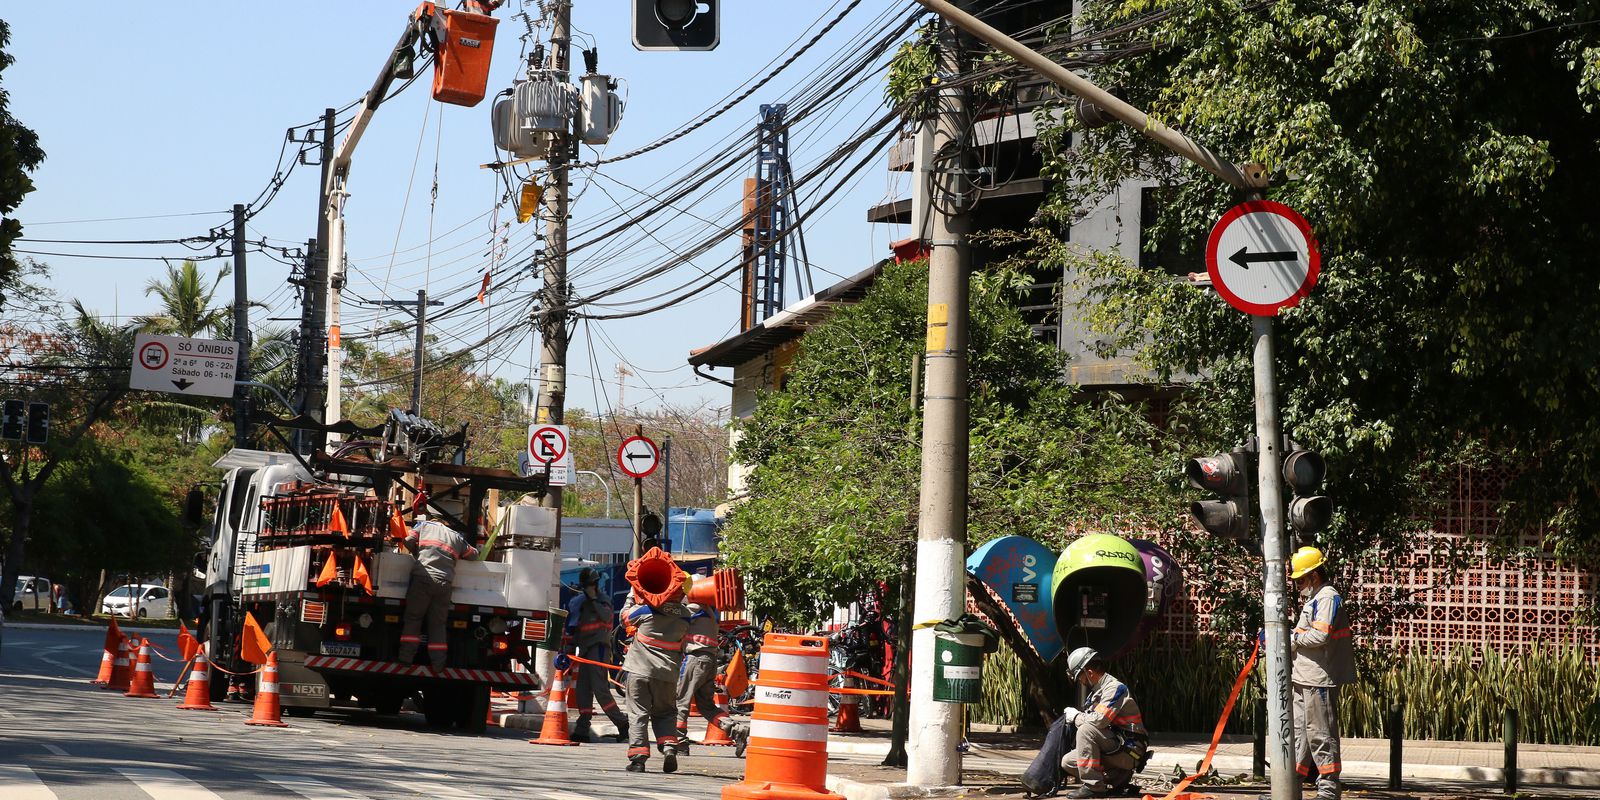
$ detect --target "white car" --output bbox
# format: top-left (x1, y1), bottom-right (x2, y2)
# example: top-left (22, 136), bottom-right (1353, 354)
top-left (101, 584), bottom-right (172, 619)
top-left (11, 575), bottom-right (52, 611)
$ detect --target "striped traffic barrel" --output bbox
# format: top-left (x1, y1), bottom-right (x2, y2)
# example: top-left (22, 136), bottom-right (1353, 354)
top-left (723, 633), bottom-right (843, 800)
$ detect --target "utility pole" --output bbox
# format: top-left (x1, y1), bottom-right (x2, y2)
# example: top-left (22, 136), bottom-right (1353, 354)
top-left (531, 0), bottom-right (574, 702)
top-left (630, 426), bottom-right (645, 559)
top-left (300, 107), bottom-right (336, 452)
top-left (379, 290), bottom-right (443, 416)
top-left (660, 435), bottom-right (672, 534)
top-left (906, 15), bottom-right (971, 789)
top-left (231, 203), bottom-right (252, 449)
top-left (908, 1), bottom-right (1289, 795)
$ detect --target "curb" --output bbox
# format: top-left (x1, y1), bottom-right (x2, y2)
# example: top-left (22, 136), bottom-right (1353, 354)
top-left (4, 621), bottom-right (177, 637)
top-left (499, 713), bottom-right (543, 731)
top-left (825, 776), bottom-right (1003, 799)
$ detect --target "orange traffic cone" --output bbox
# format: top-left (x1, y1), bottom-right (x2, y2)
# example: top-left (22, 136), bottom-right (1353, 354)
top-left (723, 633), bottom-right (845, 800)
top-left (177, 650), bottom-right (219, 711)
top-left (529, 668), bottom-right (580, 746)
top-left (244, 652), bottom-right (288, 727)
top-left (698, 675), bottom-right (737, 746)
top-left (104, 637), bottom-right (132, 692)
top-left (831, 674), bottom-right (862, 733)
top-left (124, 639), bottom-right (160, 698)
top-left (93, 645), bottom-right (114, 685)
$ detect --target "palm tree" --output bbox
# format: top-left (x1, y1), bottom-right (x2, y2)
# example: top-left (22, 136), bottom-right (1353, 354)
top-left (135, 260), bottom-right (231, 337)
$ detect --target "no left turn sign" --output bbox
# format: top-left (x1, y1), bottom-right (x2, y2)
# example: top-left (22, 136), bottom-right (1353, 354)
top-left (1205, 200), bottom-right (1321, 316)
top-left (616, 435), bottom-right (660, 479)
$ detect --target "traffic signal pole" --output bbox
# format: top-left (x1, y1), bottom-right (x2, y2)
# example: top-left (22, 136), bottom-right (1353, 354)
top-left (907, 15), bottom-right (971, 788)
top-left (908, 2), bottom-right (1296, 796)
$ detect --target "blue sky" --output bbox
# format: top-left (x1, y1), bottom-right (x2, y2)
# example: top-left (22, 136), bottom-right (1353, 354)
top-left (4, 1), bottom-right (919, 418)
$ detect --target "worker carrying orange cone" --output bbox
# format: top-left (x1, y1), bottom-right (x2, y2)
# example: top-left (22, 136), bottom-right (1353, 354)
top-left (676, 601), bottom-right (748, 755)
top-left (621, 547), bottom-right (694, 774)
top-left (244, 652), bottom-right (288, 727)
top-left (529, 666), bottom-right (580, 746)
top-left (177, 648), bottom-right (219, 711)
top-left (124, 639), bottom-right (160, 699)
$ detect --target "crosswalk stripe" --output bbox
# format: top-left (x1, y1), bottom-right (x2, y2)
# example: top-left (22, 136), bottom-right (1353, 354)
top-left (40, 744), bottom-right (68, 756)
top-left (0, 764), bottom-right (55, 799)
top-left (267, 775), bottom-right (369, 799)
top-left (542, 792), bottom-right (597, 800)
top-left (379, 777), bottom-right (478, 798)
top-left (115, 767), bottom-right (225, 800)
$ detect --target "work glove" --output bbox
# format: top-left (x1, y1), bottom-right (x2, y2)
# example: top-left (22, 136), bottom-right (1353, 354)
top-left (1256, 629), bottom-right (1266, 647)
top-left (1062, 706), bottom-right (1080, 720)
top-left (554, 652), bottom-right (572, 671)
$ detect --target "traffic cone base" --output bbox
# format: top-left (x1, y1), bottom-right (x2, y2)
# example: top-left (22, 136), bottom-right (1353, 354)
top-left (699, 679), bottom-right (736, 746)
top-left (177, 652), bottom-right (219, 711)
top-left (831, 700), bottom-right (862, 733)
top-left (244, 653), bottom-right (288, 727)
top-left (529, 668), bottom-right (580, 746)
top-left (124, 639), bottom-right (159, 699)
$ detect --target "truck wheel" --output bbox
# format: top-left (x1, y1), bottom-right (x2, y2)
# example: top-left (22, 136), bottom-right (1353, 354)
top-left (284, 706), bottom-right (316, 718)
top-left (421, 687), bottom-right (456, 728)
top-left (457, 685), bottom-right (490, 734)
top-left (373, 690), bottom-right (406, 716)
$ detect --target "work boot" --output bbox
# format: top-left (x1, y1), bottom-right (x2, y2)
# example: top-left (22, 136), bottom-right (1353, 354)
top-left (626, 758), bottom-right (647, 773)
top-left (675, 728), bottom-right (690, 756)
top-left (1067, 789), bottom-right (1107, 799)
top-left (571, 715), bottom-right (594, 743)
top-left (662, 746), bottom-right (679, 774)
top-left (731, 722), bottom-right (750, 758)
top-left (608, 711), bottom-right (631, 736)
top-left (1135, 749), bottom-right (1155, 773)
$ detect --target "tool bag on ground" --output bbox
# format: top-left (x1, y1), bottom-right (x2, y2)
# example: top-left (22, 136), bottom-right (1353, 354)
top-left (1020, 711), bottom-right (1077, 797)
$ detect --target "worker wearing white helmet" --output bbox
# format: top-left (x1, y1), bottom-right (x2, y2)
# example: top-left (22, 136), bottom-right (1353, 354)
top-left (1288, 546), bottom-right (1355, 799)
top-left (1058, 646), bottom-right (1150, 798)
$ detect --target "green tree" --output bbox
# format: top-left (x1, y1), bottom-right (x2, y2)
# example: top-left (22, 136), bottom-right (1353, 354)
top-left (721, 258), bottom-right (1185, 717)
top-left (0, 19), bottom-right (45, 300)
top-left (135, 260), bottom-right (232, 338)
top-left (1030, 0), bottom-right (1600, 567)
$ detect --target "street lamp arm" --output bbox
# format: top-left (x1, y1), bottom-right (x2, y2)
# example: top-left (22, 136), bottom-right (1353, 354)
top-left (574, 470), bottom-right (616, 519)
top-left (911, 0), bottom-right (1268, 192)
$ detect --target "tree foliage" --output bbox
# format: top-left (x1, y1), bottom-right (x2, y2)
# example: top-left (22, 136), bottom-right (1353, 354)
top-left (1032, 0), bottom-right (1600, 566)
top-left (722, 258), bottom-right (1186, 630)
top-left (0, 20), bottom-right (44, 299)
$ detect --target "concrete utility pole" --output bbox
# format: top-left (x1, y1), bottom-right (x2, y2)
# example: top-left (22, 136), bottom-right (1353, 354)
top-left (531, 0), bottom-right (574, 701)
top-left (906, 16), bottom-right (971, 789)
top-left (379, 290), bottom-right (443, 416)
top-left (298, 107), bottom-right (336, 453)
top-left (232, 203), bottom-right (252, 449)
top-left (908, 1), bottom-right (1290, 796)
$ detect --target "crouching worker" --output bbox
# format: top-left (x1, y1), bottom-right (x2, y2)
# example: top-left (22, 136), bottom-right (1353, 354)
top-left (621, 585), bottom-right (690, 773)
top-left (1058, 647), bottom-right (1151, 798)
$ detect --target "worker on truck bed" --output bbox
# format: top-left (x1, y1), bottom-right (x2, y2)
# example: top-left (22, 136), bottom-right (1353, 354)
top-left (1288, 546), bottom-right (1355, 800)
top-left (563, 567), bottom-right (629, 741)
top-left (1058, 646), bottom-right (1151, 798)
top-left (620, 583), bottom-right (690, 773)
top-left (398, 515), bottom-right (479, 670)
top-left (674, 601), bottom-right (749, 756)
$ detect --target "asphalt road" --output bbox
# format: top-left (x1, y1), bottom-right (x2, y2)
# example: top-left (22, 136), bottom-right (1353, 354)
top-left (0, 625), bottom-right (757, 800)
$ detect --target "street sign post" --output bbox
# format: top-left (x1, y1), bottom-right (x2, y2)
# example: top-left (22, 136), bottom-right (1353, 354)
top-left (1205, 200), bottom-right (1321, 316)
top-left (129, 334), bottom-right (239, 398)
top-left (616, 435), bottom-right (659, 479)
top-left (526, 424), bottom-right (572, 487)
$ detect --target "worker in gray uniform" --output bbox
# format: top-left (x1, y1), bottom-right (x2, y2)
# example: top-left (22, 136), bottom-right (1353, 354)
top-left (1289, 547), bottom-right (1356, 800)
top-left (621, 587), bottom-right (691, 773)
top-left (398, 516), bottom-right (479, 670)
top-left (674, 602), bottom-right (749, 756)
top-left (564, 567), bottom-right (629, 741)
top-left (1059, 647), bottom-right (1150, 798)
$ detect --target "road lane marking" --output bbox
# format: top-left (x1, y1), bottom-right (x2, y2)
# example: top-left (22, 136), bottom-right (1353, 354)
top-left (542, 792), bottom-right (598, 800)
top-left (115, 767), bottom-right (225, 800)
top-left (40, 744), bottom-right (67, 756)
top-left (380, 777), bottom-right (478, 798)
top-left (268, 776), bottom-right (369, 799)
top-left (38, 656), bottom-right (96, 676)
top-left (0, 764), bottom-right (55, 799)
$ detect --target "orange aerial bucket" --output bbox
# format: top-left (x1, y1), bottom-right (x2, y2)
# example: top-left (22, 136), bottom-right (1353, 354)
top-left (431, 7), bottom-right (499, 107)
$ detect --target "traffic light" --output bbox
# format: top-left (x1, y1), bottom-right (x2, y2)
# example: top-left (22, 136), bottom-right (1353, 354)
top-left (25, 403), bottom-right (48, 444)
top-left (633, 0), bottom-right (719, 51)
top-left (1282, 445), bottom-right (1332, 541)
top-left (1185, 447), bottom-right (1254, 542)
top-left (1, 399), bottom-right (22, 440)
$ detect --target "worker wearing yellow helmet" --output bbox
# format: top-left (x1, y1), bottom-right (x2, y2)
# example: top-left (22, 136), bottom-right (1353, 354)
top-left (1288, 546), bottom-right (1355, 800)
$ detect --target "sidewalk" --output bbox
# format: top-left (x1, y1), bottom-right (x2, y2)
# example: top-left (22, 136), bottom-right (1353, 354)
top-left (818, 718), bottom-right (1600, 799)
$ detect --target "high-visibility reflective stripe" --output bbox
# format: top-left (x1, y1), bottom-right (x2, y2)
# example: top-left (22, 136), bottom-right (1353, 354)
top-left (549, 700), bottom-right (567, 712)
top-left (636, 634), bottom-right (682, 651)
top-left (259, 682), bottom-right (279, 693)
top-left (761, 652), bottom-right (826, 675)
top-left (189, 669), bottom-right (207, 681)
top-left (427, 643), bottom-right (449, 650)
top-left (399, 636), bottom-right (422, 642)
top-left (1312, 620), bottom-right (1332, 632)
top-left (1318, 762), bottom-right (1341, 774)
top-left (578, 622), bottom-right (609, 631)
top-left (685, 634), bottom-right (719, 647)
top-left (1329, 629), bottom-right (1352, 639)
top-left (627, 747), bottom-right (649, 757)
top-left (1114, 714), bottom-right (1143, 724)
top-left (750, 719), bottom-right (828, 743)
top-left (135, 663), bottom-right (153, 672)
top-left (756, 685), bottom-right (828, 708)
top-left (1296, 764), bottom-right (1312, 776)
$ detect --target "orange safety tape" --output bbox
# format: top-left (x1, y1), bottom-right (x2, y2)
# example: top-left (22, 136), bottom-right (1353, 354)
top-left (208, 659), bottom-right (267, 677)
top-left (1145, 640), bottom-right (1259, 800)
top-left (833, 686), bottom-right (896, 696)
top-left (168, 658), bottom-right (195, 698)
top-left (566, 654), bottom-right (624, 672)
top-left (842, 669), bottom-right (895, 688)
top-left (145, 642), bottom-right (186, 662)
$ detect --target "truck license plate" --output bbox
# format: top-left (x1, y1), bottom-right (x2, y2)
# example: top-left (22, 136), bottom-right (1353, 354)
top-left (319, 642), bottom-right (361, 657)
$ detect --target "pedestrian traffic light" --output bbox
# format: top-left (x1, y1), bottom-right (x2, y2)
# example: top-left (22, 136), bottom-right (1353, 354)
top-left (25, 402), bottom-right (48, 444)
top-left (1185, 448), bottom-right (1254, 542)
top-left (633, 0), bottom-right (719, 51)
top-left (1, 399), bottom-right (22, 440)
top-left (1282, 445), bottom-right (1332, 540)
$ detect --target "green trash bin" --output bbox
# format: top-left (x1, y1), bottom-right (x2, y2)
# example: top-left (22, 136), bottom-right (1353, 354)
top-left (536, 607), bottom-right (568, 650)
top-left (932, 631), bottom-right (985, 703)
